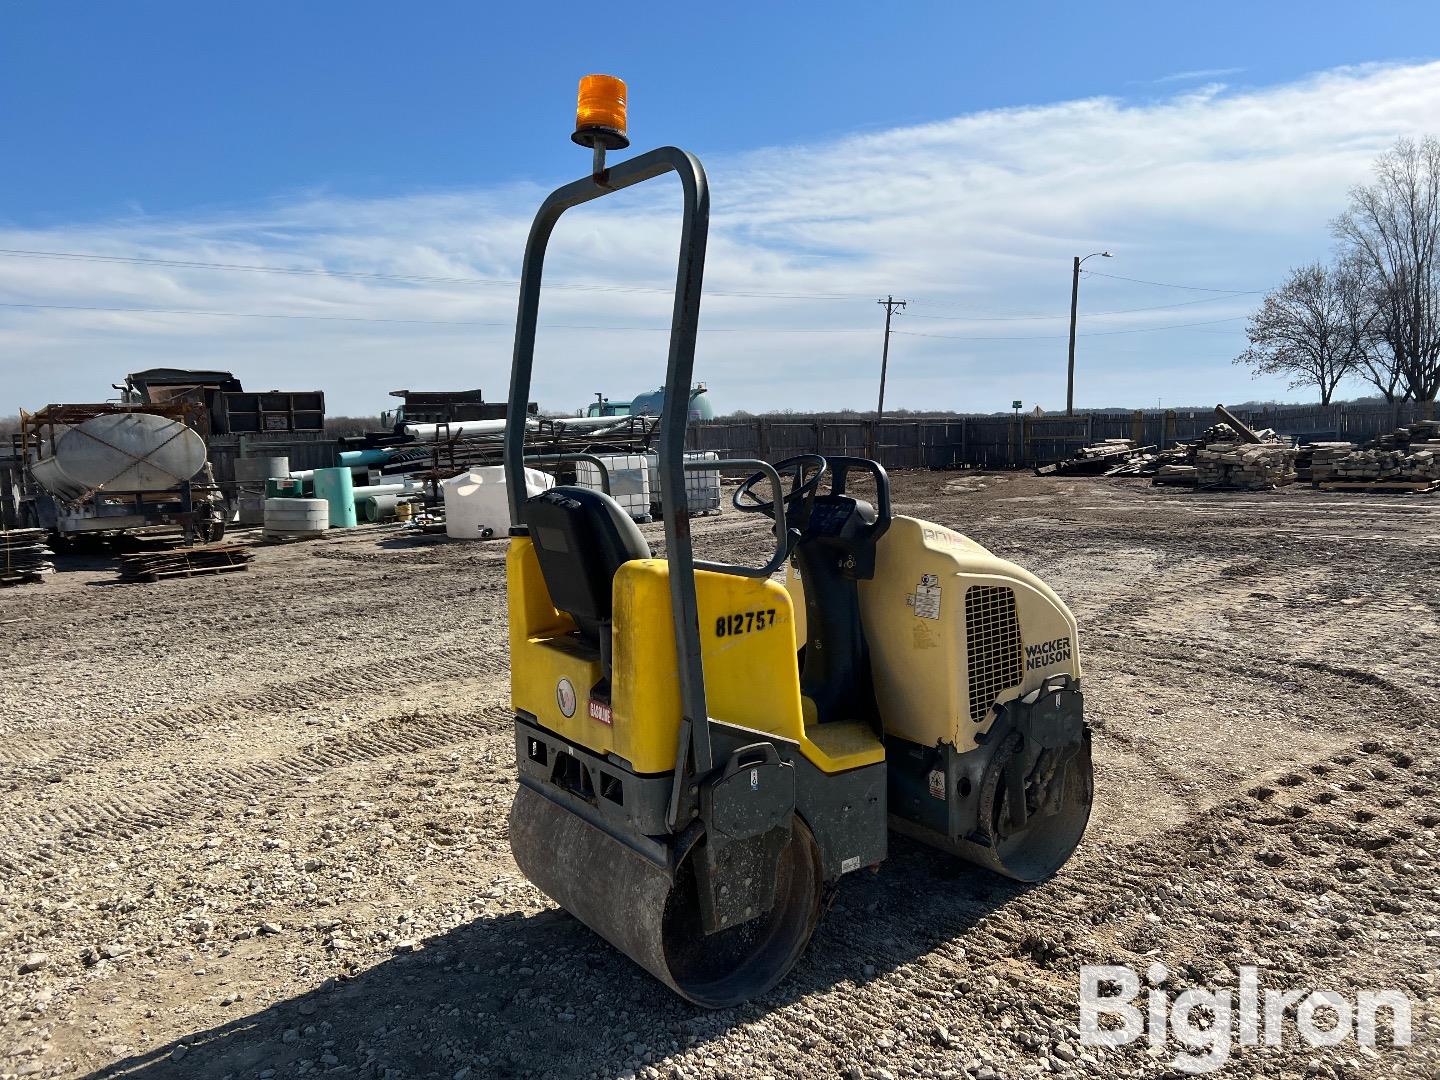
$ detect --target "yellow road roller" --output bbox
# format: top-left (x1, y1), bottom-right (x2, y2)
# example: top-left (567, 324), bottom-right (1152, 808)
top-left (502, 76), bottom-right (1092, 1007)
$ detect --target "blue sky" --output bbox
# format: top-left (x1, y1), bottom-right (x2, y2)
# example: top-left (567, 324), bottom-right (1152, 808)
top-left (2, 2), bottom-right (1439, 415)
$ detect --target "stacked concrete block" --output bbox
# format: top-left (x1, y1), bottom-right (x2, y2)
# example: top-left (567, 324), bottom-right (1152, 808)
top-left (1305, 442), bottom-right (1357, 483)
top-left (1194, 442), bottom-right (1298, 490)
top-left (1324, 446), bottom-right (1440, 483)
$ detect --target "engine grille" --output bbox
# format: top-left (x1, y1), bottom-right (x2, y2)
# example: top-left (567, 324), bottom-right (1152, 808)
top-left (965, 585), bottom-right (1024, 723)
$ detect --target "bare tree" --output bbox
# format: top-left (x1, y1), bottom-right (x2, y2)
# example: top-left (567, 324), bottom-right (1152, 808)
top-left (1340, 253), bottom-right (1405, 402)
top-left (1235, 261), bottom-right (1367, 404)
top-left (1333, 136), bottom-right (1440, 402)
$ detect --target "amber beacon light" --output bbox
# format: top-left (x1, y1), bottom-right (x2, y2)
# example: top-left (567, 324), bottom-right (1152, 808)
top-left (572, 74), bottom-right (629, 150)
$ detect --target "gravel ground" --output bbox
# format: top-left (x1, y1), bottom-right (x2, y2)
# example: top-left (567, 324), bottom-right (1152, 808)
top-left (1, 471), bottom-right (1437, 1080)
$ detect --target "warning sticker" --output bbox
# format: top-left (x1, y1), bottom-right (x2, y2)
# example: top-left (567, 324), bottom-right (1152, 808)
top-left (927, 768), bottom-right (947, 800)
top-left (588, 698), bottom-right (612, 725)
top-left (912, 573), bottom-right (942, 620)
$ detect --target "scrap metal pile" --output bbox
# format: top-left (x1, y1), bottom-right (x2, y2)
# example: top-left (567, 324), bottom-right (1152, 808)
top-left (0, 529), bottom-right (55, 587)
top-left (355, 415), bottom-right (662, 486)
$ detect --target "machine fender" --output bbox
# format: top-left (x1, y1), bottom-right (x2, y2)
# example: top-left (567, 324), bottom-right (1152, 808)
top-left (695, 741), bottom-right (799, 934)
top-left (1007, 673), bottom-right (1085, 751)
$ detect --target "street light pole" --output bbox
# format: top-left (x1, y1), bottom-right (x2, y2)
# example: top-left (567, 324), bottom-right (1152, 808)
top-left (1066, 251), bottom-right (1111, 416)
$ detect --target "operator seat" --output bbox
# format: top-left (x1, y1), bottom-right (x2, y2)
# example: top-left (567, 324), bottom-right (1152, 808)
top-left (525, 486), bottom-right (651, 649)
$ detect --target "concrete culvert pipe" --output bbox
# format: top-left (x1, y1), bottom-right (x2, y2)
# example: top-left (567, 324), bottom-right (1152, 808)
top-left (263, 497), bottom-right (329, 539)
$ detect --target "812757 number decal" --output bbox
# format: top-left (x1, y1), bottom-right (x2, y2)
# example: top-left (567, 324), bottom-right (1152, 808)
top-left (715, 609), bottom-right (778, 638)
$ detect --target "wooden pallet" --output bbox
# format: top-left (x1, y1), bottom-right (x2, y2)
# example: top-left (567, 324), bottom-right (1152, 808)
top-left (1317, 479), bottom-right (1440, 493)
top-left (117, 543), bottom-right (253, 584)
top-left (0, 571), bottom-right (47, 588)
top-left (134, 563), bottom-right (250, 583)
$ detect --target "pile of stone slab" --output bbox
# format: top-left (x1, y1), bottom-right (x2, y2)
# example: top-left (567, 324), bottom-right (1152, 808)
top-left (1151, 421), bottom-right (1292, 489)
top-left (1194, 443), bottom-right (1298, 490)
top-left (1301, 419), bottom-right (1440, 491)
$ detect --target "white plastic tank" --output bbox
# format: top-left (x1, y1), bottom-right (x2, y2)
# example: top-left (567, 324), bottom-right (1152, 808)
top-left (648, 451), bottom-right (721, 516)
top-left (263, 497), bottom-right (329, 540)
top-left (443, 465), bottom-right (553, 540)
top-left (30, 412), bottom-right (207, 501)
top-left (577, 454), bottom-right (651, 522)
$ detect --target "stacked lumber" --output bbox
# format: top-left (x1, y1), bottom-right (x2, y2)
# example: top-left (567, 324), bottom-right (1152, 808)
top-left (116, 543), bottom-right (253, 584)
top-left (1194, 443), bottom-right (1298, 490)
top-left (1036, 440), bottom-right (1157, 477)
top-left (0, 529), bottom-right (55, 587)
top-left (1153, 464), bottom-right (1199, 486)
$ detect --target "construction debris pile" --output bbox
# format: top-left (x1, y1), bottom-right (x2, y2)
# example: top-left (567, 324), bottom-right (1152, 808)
top-left (358, 415), bottom-right (662, 488)
top-left (1044, 409), bottom-right (1312, 492)
top-left (117, 543), bottom-right (253, 584)
top-left (0, 529), bottom-right (55, 587)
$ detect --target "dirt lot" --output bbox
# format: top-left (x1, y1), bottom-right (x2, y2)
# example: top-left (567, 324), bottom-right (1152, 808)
top-left (1, 472), bottom-right (1437, 1080)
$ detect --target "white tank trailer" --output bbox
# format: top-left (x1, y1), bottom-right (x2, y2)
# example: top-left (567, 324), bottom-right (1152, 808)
top-left (20, 405), bottom-right (226, 543)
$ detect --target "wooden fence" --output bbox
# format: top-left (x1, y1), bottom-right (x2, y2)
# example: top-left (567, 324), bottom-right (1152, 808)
top-left (687, 402), bottom-right (1432, 470)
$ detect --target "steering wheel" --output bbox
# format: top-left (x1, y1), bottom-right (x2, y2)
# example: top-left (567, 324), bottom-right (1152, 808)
top-left (733, 454), bottom-right (828, 517)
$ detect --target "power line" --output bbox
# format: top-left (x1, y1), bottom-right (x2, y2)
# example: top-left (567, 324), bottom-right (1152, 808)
top-left (0, 299), bottom-right (877, 331)
top-left (0, 247), bottom-right (869, 302)
top-left (1079, 269), bottom-right (1264, 293)
top-left (906, 291), bottom-right (1255, 322)
top-left (893, 315), bottom-right (1246, 341)
top-left (0, 300), bottom-right (1247, 339)
top-left (0, 246), bottom-right (1269, 314)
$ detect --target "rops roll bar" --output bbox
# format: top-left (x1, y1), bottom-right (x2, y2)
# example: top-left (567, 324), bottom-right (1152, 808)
top-left (502, 146), bottom-right (720, 794)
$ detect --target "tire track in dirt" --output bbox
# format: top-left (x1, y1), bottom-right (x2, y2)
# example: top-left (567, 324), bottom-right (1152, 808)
top-left (0, 643), bottom-right (510, 776)
top-left (0, 702), bottom-right (514, 873)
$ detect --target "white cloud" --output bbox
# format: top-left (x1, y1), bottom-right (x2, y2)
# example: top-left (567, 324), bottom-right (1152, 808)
top-left (2, 60), bottom-right (1438, 417)
top-left (1149, 67), bottom-right (1245, 84)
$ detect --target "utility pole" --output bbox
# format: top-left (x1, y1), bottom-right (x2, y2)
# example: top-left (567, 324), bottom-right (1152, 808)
top-left (1066, 251), bottom-right (1111, 416)
top-left (873, 295), bottom-right (907, 458)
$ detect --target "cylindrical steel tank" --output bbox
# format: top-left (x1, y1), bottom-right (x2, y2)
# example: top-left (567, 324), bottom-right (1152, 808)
top-left (30, 413), bottom-right (207, 501)
top-left (234, 455), bottom-right (290, 525)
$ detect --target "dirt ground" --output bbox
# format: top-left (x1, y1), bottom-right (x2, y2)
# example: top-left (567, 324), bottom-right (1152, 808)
top-left (1, 471), bottom-right (1437, 1080)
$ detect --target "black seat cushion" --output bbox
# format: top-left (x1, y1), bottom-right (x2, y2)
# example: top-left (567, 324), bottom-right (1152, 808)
top-left (525, 486), bottom-right (651, 643)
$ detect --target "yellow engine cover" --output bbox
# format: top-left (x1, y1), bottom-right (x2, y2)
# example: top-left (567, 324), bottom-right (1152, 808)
top-left (508, 539), bottom-right (883, 776)
top-left (787, 515), bottom-right (1081, 752)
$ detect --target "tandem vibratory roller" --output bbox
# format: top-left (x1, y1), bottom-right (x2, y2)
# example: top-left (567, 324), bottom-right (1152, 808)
top-left (503, 74), bottom-right (1094, 1007)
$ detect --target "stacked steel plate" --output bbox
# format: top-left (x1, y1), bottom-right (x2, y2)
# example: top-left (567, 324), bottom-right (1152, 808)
top-left (0, 529), bottom-right (55, 586)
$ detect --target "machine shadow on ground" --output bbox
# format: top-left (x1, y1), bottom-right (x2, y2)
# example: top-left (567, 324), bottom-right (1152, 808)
top-left (84, 835), bottom-right (1033, 1080)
